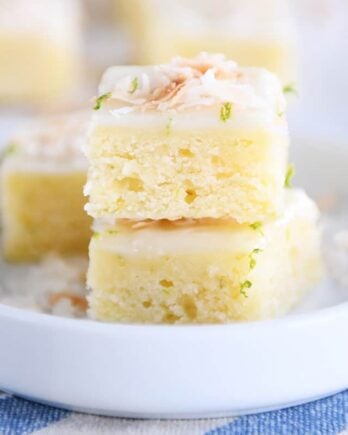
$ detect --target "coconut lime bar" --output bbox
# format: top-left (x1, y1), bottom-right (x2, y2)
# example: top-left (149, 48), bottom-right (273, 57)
top-left (86, 53), bottom-right (288, 223)
top-left (88, 190), bottom-right (322, 324)
top-left (0, 0), bottom-right (82, 104)
top-left (1, 112), bottom-right (92, 262)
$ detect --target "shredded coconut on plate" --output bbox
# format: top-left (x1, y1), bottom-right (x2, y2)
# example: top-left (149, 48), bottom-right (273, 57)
top-left (0, 254), bottom-right (88, 318)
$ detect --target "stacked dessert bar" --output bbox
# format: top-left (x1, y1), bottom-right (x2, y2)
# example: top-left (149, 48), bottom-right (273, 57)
top-left (85, 53), bottom-right (322, 324)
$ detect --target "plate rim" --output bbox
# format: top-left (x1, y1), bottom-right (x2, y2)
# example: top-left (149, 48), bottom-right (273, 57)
top-left (0, 299), bottom-right (347, 332)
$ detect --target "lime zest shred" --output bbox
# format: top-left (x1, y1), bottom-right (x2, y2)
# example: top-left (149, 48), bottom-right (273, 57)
top-left (220, 102), bottom-right (232, 122)
top-left (165, 118), bottom-right (173, 136)
top-left (250, 257), bottom-right (256, 270)
top-left (240, 280), bottom-right (252, 298)
top-left (283, 83), bottom-right (298, 96)
top-left (249, 221), bottom-right (262, 231)
top-left (249, 221), bottom-right (261, 230)
top-left (284, 163), bottom-right (295, 188)
top-left (129, 77), bottom-right (139, 94)
top-left (93, 92), bottom-right (112, 110)
top-left (1, 142), bottom-right (18, 160)
top-left (106, 230), bottom-right (118, 236)
top-left (93, 230), bottom-right (118, 238)
top-left (249, 248), bottom-right (263, 270)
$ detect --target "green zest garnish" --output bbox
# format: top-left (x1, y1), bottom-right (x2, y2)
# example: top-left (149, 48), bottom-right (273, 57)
top-left (129, 77), bottom-right (139, 94)
top-left (165, 118), bottom-right (172, 135)
top-left (93, 92), bottom-right (112, 110)
top-left (220, 102), bottom-right (232, 122)
top-left (106, 230), bottom-right (118, 236)
top-left (249, 248), bottom-right (262, 270)
top-left (2, 142), bottom-right (18, 159)
top-left (93, 230), bottom-right (117, 238)
top-left (283, 83), bottom-right (298, 96)
top-left (249, 221), bottom-right (262, 232)
top-left (284, 163), bottom-right (295, 188)
top-left (240, 280), bottom-right (252, 298)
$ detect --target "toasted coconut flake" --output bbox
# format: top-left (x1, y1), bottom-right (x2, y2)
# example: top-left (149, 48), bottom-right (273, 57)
top-left (49, 291), bottom-right (88, 312)
top-left (104, 53), bottom-right (283, 115)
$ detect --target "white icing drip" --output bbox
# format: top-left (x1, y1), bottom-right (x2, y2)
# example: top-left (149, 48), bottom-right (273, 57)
top-left (96, 223), bottom-right (259, 256)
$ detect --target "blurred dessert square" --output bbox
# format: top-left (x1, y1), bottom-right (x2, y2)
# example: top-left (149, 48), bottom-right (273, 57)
top-left (0, 0), bottom-right (82, 104)
top-left (1, 112), bottom-right (92, 261)
top-left (118, 0), bottom-right (297, 83)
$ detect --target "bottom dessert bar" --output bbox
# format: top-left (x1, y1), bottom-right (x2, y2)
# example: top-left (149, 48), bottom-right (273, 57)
top-left (88, 190), bottom-right (322, 324)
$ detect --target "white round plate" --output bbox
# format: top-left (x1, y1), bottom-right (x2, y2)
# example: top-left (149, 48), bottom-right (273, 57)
top-left (0, 136), bottom-right (347, 418)
top-left (0, 299), bottom-right (347, 419)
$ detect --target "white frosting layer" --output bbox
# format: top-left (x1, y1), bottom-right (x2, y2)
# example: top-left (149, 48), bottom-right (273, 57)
top-left (94, 190), bottom-right (319, 256)
top-left (0, 0), bottom-right (82, 48)
top-left (2, 111), bottom-right (90, 172)
top-left (93, 53), bottom-right (286, 129)
top-left (96, 220), bottom-right (259, 255)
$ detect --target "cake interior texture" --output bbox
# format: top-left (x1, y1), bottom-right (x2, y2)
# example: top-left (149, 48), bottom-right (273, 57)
top-left (87, 190), bottom-right (322, 324)
top-left (87, 123), bottom-right (287, 223)
top-left (1, 171), bottom-right (91, 261)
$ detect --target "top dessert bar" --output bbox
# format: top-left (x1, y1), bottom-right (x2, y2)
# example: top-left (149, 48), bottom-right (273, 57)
top-left (86, 53), bottom-right (288, 223)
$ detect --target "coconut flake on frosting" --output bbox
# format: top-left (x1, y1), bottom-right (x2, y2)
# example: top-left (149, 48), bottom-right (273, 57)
top-left (100, 53), bottom-right (285, 116)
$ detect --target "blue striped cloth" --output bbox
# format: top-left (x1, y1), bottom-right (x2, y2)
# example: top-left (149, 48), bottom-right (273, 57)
top-left (0, 390), bottom-right (347, 435)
